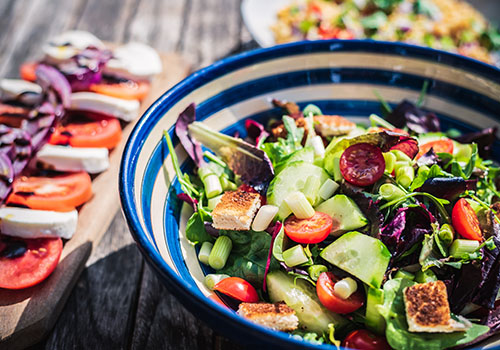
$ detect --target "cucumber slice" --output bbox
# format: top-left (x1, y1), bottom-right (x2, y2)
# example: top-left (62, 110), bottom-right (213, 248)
top-left (275, 147), bottom-right (314, 174)
top-left (365, 287), bottom-right (385, 335)
top-left (267, 270), bottom-right (347, 334)
top-left (267, 161), bottom-right (329, 218)
top-left (315, 195), bottom-right (368, 235)
top-left (320, 231), bottom-right (391, 288)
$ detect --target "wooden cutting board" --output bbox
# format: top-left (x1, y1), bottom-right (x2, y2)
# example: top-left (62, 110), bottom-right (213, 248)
top-left (0, 53), bottom-right (190, 350)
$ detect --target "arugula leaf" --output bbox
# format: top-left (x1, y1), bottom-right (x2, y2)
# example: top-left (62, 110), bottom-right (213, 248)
top-left (410, 164), bottom-right (453, 191)
top-left (185, 211), bottom-right (213, 244)
top-left (378, 278), bottom-right (490, 350)
top-left (219, 230), bottom-right (278, 286)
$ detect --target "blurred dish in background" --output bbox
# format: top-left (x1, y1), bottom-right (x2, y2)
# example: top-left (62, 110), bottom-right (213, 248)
top-left (242, 0), bottom-right (500, 65)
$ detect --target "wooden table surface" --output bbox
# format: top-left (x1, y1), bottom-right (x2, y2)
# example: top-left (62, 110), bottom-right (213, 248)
top-left (1, 0), bottom-right (499, 349)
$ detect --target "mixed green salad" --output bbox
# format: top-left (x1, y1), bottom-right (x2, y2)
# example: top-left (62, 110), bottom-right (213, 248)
top-left (165, 91), bottom-right (500, 349)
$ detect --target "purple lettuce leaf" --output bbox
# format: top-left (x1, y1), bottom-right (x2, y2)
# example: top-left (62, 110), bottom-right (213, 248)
top-left (341, 182), bottom-right (384, 237)
top-left (416, 148), bottom-right (438, 167)
top-left (381, 205), bottom-right (435, 260)
top-left (188, 120), bottom-right (274, 194)
top-left (454, 127), bottom-right (497, 159)
top-left (279, 261), bottom-right (309, 277)
top-left (176, 192), bottom-right (198, 211)
top-left (263, 221), bottom-right (282, 292)
top-left (245, 119), bottom-right (269, 145)
top-left (175, 103), bottom-right (206, 168)
top-left (455, 304), bottom-right (500, 348)
top-left (386, 100), bottom-right (441, 134)
top-left (271, 99), bottom-right (303, 119)
top-left (418, 177), bottom-right (468, 200)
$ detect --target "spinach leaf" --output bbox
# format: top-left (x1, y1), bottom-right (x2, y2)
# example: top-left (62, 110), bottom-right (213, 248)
top-left (185, 211), bottom-right (213, 244)
top-left (378, 278), bottom-right (489, 350)
top-left (219, 230), bottom-right (278, 286)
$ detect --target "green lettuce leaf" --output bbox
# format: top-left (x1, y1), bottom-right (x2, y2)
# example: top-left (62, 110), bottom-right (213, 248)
top-left (378, 278), bottom-right (489, 350)
top-left (185, 211), bottom-right (213, 244)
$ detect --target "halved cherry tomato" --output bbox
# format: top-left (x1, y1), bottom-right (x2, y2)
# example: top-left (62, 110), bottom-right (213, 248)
top-left (417, 139), bottom-right (454, 159)
top-left (340, 143), bottom-right (385, 186)
top-left (0, 236), bottom-right (62, 289)
top-left (452, 198), bottom-right (483, 241)
top-left (49, 115), bottom-right (122, 149)
top-left (316, 272), bottom-right (364, 314)
top-left (342, 329), bottom-right (391, 350)
top-left (20, 62), bottom-right (38, 82)
top-left (89, 80), bottom-right (150, 101)
top-left (6, 172), bottom-right (93, 212)
top-left (213, 277), bottom-right (259, 303)
top-left (284, 212), bottom-right (334, 244)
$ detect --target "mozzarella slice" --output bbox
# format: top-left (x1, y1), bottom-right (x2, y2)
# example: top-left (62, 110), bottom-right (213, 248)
top-left (70, 92), bottom-right (140, 122)
top-left (0, 79), bottom-right (42, 105)
top-left (103, 42), bottom-right (162, 81)
top-left (0, 207), bottom-right (78, 239)
top-left (35, 144), bottom-right (109, 174)
top-left (43, 30), bottom-right (105, 63)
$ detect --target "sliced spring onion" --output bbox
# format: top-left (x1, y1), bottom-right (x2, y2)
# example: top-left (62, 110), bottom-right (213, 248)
top-left (208, 236), bottom-right (232, 270)
top-left (415, 269), bottom-right (437, 283)
top-left (319, 178), bottom-right (339, 200)
top-left (198, 166), bottom-right (214, 180)
top-left (252, 205), bottom-right (279, 232)
top-left (383, 152), bottom-right (396, 174)
top-left (284, 191), bottom-right (315, 219)
top-left (303, 103), bottom-right (323, 116)
top-left (369, 113), bottom-right (396, 130)
top-left (449, 239), bottom-right (480, 258)
top-left (396, 165), bottom-right (415, 188)
top-left (277, 201), bottom-right (292, 220)
top-left (390, 149), bottom-right (412, 163)
top-left (333, 277), bottom-right (358, 300)
top-left (393, 160), bottom-right (411, 176)
top-left (219, 176), bottom-right (237, 191)
top-left (395, 269), bottom-right (415, 281)
top-left (310, 135), bottom-right (326, 157)
top-left (198, 241), bottom-right (214, 265)
top-left (438, 224), bottom-right (454, 247)
top-left (208, 194), bottom-right (223, 210)
top-left (308, 264), bottom-right (328, 281)
top-left (204, 274), bottom-right (230, 290)
top-left (282, 245), bottom-right (309, 267)
top-left (379, 183), bottom-right (406, 202)
top-left (202, 174), bottom-right (223, 198)
top-left (303, 175), bottom-right (321, 205)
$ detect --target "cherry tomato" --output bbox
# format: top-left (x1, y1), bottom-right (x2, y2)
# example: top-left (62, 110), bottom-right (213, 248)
top-left (284, 212), bottom-right (334, 244)
top-left (0, 236), bottom-right (62, 289)
top-left (213, 277), bottom-right (259, 303)
top-left (49, 115), bottom-right (122, 149)
top-left (20, 62), bottom-right (38, 82)
top-left (89, 80), bottom-right (150, 101)
top-left (340, 143), bottom-right (385, 186)
top-left (342, 329), bottom-right (391, 350)
top-left (6, 172), bottom-right (93, 212)
top-left (452, 198), bottom-right (483, 241)
top-left (417, 139), bottom-right (454, 159)
top-left (316, 272), bottom-right (364, 314)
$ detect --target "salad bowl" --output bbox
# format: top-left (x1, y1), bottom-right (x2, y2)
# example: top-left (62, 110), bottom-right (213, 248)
top-left (119, 40), bottom-right (500, 349)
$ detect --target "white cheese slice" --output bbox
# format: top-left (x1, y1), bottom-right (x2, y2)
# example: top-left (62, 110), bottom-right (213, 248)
top-left (0, 207), bottom-right (78, 239)
top-left (0, 79), bottom-right (42, 101)
top-left (103, 42), bottom-right (162, 81)
top-left (70, 92), bottom-right (140, 122)
top-left (35, 144), bottom-right (109, 174)
top-left (43, 30), bottom-right (105, 63)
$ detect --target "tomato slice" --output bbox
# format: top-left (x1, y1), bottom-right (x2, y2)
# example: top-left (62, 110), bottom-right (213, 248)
top-left (284, 212), bottom-right (333, 244)
top-left (452, 198), bottom-right (483, 241)
top-left (20, 62), bottom-right (38, 82)
top-left (89, 80), bottom-right (150, 101)
top-left (417, 139), bottom-right (454, 159)
top-left (342, 329), bottom-right (391, 350)
top-left (0, 104), bottom-right (30, 127)
top-left (49, 115), bottom-right (122, 149)
top-left (213, 277), bottom-right (259, 303)
top-left (340, 143), bottom-right (385, 187)
top-left (316, 272), bottom-right (364, 314)
top-left (6, 172), bottom-right (93, 212)
top-left (0, 236), bottom-right (62, 289)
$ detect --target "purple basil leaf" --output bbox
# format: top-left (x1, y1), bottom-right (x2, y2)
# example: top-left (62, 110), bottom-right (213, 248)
top-left (203, 222), bottom-right (219, 238)
top-left (35, 64), bottom-right (72, 108)
top-left (0, 153), bottom-right (14, 202)
top-left (279, 261), bottom-right (309, 276)
top-left (454, 127), bottom-right (497, 158)
top-left (417, 148), bottom-right (438, 167)
top-left (386, 100), bottom-right (440, 134)
top-left (176, 192), bottom-right (198, 211)
top-left (263, 221), bottom-right (282, 292)
top-left (188, 120), bottom-right (274, 194)
top-left (271, 98), bottom-right (303, 119)
top-left (449, 262), bottom-right (483, 313)
top-left (175, 103), bottom-right (207, 168)
top-left (245, 119), bottom-right (269, 145)
top-left (456, 304), bottom-right (500, 349)
top-left (418, 177), bottom-right (467, 200)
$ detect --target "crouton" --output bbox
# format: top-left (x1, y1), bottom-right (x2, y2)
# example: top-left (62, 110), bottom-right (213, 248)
top-left (404, 281), bottom-right (470, 333)
top-left (237, 302), bottom-right (299, 331)
top-left (313, 115), bottom-right (355, 136)
top-left (211, 190), bottom-right (261, 230)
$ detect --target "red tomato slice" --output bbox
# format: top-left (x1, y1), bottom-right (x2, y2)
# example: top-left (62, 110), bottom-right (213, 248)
top-left (340, 143), bottom-right (385, 187)
top-left (316, 272), bottom-right (364, 314)
top-left (6, 172), bottom-right (93, 212)
top-left (0, 104), bottom-right (30, 127)
top-left (284, 212), bottom-right (334, 244)
top-left (417, 139), bottom-right (454, 159)
top-left (89, 80), bottom-right (150, 101)
top-left (49, 115), bottom-right (122, 149)
top-left (342, 329), bottom-right (391, 350)
top-left (20, 62), bottom-right (38, 82)
top-left (452, 198), bottom-right (483, 241)
top-left (213, 277), bottom-right (259, 303)
top-left (0, 236), bottom-right (62, 289)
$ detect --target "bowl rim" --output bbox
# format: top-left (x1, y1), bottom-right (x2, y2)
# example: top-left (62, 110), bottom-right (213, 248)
top-left (119, 39), bottom-right (500, 349)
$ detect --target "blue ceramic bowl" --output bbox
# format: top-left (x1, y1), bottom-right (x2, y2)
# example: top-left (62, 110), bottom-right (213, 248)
top-left (120, 40), bottom-right (500, 349)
